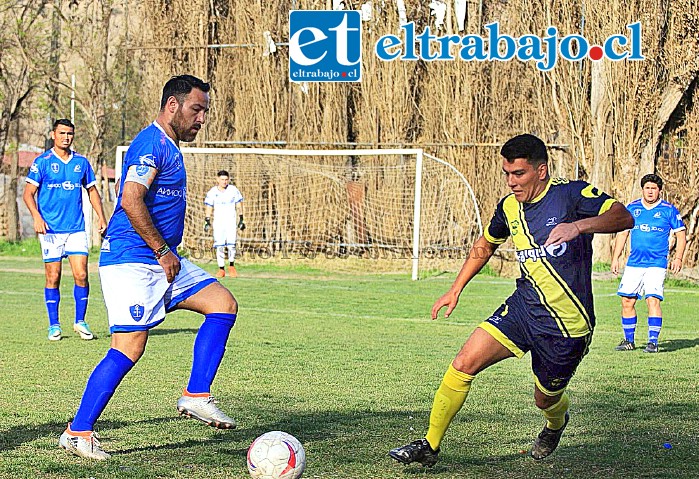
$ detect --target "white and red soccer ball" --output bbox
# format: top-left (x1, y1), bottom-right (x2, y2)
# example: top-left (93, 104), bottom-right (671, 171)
top-left (247, 431), bottom-right (306, 479)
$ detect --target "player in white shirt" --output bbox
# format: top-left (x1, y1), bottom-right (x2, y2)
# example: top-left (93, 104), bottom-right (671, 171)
top-left (23, 119), bottom-right (107, 341)
top-left (204, 170), bottom-right (245, 278)
top-left (611, 174), bottom-right (686, 353)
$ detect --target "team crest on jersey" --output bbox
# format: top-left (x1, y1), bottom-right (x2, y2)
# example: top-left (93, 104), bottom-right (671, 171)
top-left (129, 304), bottom-right (145, 321)
top-left (30, 163), bottom-right (39, 173)
top-left (510, 219), bottom-right (520, 236)
top-left (74, 164), bottom-right (81, 172)
top-left (51, 163), bottom-right (59, 173)
top-left (634, 209), bottom-right (641, 217)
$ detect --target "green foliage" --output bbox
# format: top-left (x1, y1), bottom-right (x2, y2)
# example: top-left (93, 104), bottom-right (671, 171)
top-left (593, 262), bottom-right (611, 272)
top-left (0, 261), bottom-right (697, 478)
top-left (665, 277), bottom-right (699, 289)
top-left (0, 238), bottom-right (40, 256)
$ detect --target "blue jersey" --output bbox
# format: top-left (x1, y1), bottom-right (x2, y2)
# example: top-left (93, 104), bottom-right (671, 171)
top-left (100, 122), bottom-right (186, 266)
top-left (25, 149), bottom-right (96, 234)
top-left (626, 199), bottom-right (685, 269)
top-left (485, 178), bottom-right (616, 338)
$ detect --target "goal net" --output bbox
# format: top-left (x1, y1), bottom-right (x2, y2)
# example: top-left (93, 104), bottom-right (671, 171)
top-left (115, 147), bottom-right (482, 279)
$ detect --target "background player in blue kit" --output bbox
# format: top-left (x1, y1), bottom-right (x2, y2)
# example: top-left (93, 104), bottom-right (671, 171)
top-left (23, 119), bottom-right (108, 341)
top-left (60, 75), bottom-right (239, 460)
top-left (204, 170), bottom-right (245, 278)
top-left (611, 174), bottom-right (686, 353)
top-left (389, 134), bottom-right (633, 467)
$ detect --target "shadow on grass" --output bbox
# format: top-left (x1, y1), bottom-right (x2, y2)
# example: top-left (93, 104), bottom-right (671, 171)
top-left (660, 337), bottom-right (699, 352)
top-left (3, 406), bottom-right (697, 478)
top-left (148, 328), bottom-right (199, 336)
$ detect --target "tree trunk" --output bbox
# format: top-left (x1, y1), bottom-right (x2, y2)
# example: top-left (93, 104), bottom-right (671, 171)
top-left (638, 75), bottom-right (698, 181)
top-left (6, 117), bottom-right (20, 242)
top-left (589, 61), bottom-right (614, 263)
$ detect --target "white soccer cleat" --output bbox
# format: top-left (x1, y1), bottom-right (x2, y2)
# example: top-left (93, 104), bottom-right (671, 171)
top-left (73, 321), bottom-right (94, 340)
top-left (59, 425), bottom-right (111, 460)
top-left (177, 394), bottom-right (237, 429)
top-left (48, 325), bottom-right (62, 341)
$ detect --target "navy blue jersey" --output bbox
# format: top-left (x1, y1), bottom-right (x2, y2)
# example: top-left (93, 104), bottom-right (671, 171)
top-left (25, 150), bottom-right (96, 234)
top-left (626, 199), bottom-right (685, 269)
top-left (100, 122), bottom-right (186, 266)
top-left (484, 178), bottom-right (616, 337)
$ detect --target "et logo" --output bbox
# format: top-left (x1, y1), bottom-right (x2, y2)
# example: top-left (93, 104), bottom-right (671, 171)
top-left (289, 11), bottom-right (361, 82)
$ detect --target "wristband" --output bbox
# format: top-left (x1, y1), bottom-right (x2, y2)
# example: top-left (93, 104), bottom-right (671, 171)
top-left (154, 243), bottom-right (171, 259)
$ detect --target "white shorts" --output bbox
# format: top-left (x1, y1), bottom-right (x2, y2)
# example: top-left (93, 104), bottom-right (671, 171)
top-left (213, 224), bottom-right (237, 248)
top-left (39, 231), bottom-right (89, 262)
top-left (99, 258), bottom-right (217, 333)
top-left (617, 266), bottom-right (667, 301)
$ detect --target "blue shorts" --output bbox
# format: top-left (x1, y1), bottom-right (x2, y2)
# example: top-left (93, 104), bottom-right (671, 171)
top-left (479, 294), bottom-right (592, 396)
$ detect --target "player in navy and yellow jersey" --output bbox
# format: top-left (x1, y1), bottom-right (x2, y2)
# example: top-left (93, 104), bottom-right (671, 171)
top-left (611, 174), bottom-right (686, 353)
top-left (390, 134), bottom-right (634, 467)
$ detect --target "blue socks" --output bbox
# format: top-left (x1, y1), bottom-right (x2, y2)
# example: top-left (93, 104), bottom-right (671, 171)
top-left (648, 316), bottom-right (662, 344)
top-left (44, 286), bottom-right (89, 326)
top-left (74, 284), bottom-right (89, 324)
top-left (186, 313), bottom-right (237, 394)
top-left (622, 316), bottom-right (637, 343)
top-left (71, 349), bottom-right (135, 432)
top-left (44, 288), bottom-right (60, 326)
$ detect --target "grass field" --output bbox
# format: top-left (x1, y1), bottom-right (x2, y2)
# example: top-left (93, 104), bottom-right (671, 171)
top-left (0, 254), bottom-right (698, 479)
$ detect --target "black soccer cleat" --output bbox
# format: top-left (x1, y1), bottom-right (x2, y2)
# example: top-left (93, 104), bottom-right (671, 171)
top-left (389, 438), bottom-right (439, 467)
top-left (614, 339), bottom-right (636, 351)
top-left (642, 342), bottom-right (658, 353)
top-left (531, 412), bottom-right (569, 460)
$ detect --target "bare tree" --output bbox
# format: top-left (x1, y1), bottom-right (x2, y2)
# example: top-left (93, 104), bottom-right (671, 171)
top-left (0, 0), bottom-right (51, 241)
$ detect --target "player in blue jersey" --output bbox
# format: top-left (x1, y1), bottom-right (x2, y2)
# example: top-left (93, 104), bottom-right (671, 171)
top-left (389, 134), bottom-right (634, 467)
top-left (60, 75), bottom-right (240, 460)
top-left (611, 174), bottom-right (686, 353)
top-left (23, 119), bottom-right (107, 341)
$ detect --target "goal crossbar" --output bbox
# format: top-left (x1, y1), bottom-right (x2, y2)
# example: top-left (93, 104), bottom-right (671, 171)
top-left (115, 146), bottom-right (481, 280)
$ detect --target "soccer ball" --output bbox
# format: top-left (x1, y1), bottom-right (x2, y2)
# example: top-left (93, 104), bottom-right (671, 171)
top-left (247, 431), bottom-right (306, 479)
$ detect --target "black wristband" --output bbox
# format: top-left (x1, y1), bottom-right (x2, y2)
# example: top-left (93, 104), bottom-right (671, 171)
top-left (154, 243), bottom-right (171, 259)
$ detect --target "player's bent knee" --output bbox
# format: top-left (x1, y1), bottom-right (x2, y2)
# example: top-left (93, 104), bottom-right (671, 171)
top-left (451, 356), bottom-right (479, 376)
top-left (534, 388), bottom-right (562, 409)
top-left (207, 283), bottom-right (238, 314)
top-left (111, 331), bottom-right (148, 362)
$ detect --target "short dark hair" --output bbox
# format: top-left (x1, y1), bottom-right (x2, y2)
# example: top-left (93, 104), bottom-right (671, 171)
top-left (500, 134), bottom-right (548, 166)
top-left (217, 170), bottom-right (229, 177)
top-left (160, 74), bottom-right (210, 110)
top-left (53, 118), bottom-right (75, 131)
top-left (640, 173), bottom-right (663, 190)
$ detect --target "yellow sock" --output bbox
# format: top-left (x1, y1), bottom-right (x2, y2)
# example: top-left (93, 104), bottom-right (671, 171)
top-left (542, 392), bottom-right (570, 430)
top-left (424, 364), bottom-right (474, 450)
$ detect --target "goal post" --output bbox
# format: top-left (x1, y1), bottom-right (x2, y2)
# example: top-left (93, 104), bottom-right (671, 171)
top-left (115, 146), bottom-right (482, 279)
